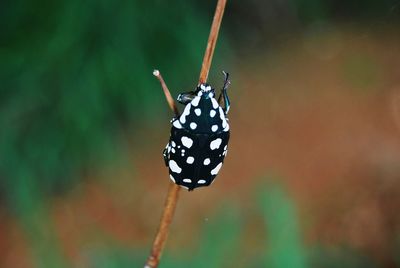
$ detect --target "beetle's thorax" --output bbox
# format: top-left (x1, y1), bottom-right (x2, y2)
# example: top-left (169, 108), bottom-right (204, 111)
top-left (173, 88), bottom-right (229, 134)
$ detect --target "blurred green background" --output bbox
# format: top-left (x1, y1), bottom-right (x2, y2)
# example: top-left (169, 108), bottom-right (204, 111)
top-left (1, 0), bottom-right (400, 267)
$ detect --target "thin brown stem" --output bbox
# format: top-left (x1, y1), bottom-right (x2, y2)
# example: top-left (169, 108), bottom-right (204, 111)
top-left (145, 72), bottom-right (182, 268)
top-left (153, 70), bottom-right (180, 116)
top-left (145, 1), bottom-right (227, 267)
top-left (145, 183), bottom-right (180, 268)
top-left (199, 0), bottom-right (227, 84)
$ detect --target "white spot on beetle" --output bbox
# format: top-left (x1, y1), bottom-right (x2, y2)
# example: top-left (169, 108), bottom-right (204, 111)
top-left (210, 138), bottom-right (222, 150)
top-left (211, 98), bottom-right (219, 109)
top-left (169, 160), bottom-right (182, 174)
top-left (191, 96), bottom-right (201, 107)
top-left (210, 110), bottom-right (216, 118)
top-left (180, 104), bottom-right (192, 124)
top-left (219, 107), bottom-right (225, 120)
top-left (211, 162), bottom-right (223, 175)
top-left (190, 122), bottom-right (197, 129)
top-left (173, 120), bottom-right (182, 129)
top-left (194, 108), bottom-right (201, 116)
top-left (186, 156), bottom-right (194, 164)
top-left (222, 119), bottom-right (227, 129)
top-left (203, 158), bottom-right (210, 165)
top-left (181, 136), bottom-right (193, 148)
top-left (198, 179), bottom-right (206, 184)
top-left (200, 84), bottom-right (206, 90)
top-left (171, 141), bottom-right (176, 147)
top-left (224, 124), bottom-right (230, 132)
top-left (169, 174), bottom-right (176, 183)
top-left (211, 125), bottom-right (218, 132)
top-left (183, 178), bottom-right (192, 183)
top-left (224, 145), bottom-right (227, 150)
top-left (171, 148), bottom-right (176, 154)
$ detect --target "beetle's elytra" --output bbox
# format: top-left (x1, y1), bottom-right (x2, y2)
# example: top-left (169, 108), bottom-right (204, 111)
top-left (163, 72), bottom-right (231, 190)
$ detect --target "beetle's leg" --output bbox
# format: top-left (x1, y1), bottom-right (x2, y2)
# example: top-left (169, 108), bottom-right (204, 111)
top-left (218, 71), bottom-right (231, 114)
top-left (177, 91), bottom-right (196, 105)
top-left (163, 144), bottom-right (169, 166)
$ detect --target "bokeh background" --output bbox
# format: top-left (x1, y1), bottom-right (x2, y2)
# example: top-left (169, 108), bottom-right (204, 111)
top-left (1, 0), bottom-right (400, 267)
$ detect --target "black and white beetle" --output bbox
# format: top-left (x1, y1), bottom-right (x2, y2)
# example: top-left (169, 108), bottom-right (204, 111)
top-left (163, 72), bottom-right (231, 191)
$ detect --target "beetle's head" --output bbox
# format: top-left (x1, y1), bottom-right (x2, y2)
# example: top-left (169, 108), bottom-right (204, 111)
top-left (196, 83), bottom-right (215, 98)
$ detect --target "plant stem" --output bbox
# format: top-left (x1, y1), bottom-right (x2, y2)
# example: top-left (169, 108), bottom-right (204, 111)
top-left (145, 182), bottom-right (180, 268)
top-left (145, 1), bottom-right (227, 267)
top-left (153, 70), bottom-right (180, 116)
top-left (199, 0), bottom-right (227, 84)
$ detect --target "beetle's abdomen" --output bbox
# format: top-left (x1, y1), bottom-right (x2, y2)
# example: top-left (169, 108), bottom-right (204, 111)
top-left (165, 126), bottom-right (229, 190)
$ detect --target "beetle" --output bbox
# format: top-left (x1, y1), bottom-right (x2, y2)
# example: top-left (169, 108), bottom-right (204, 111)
top-left (163, 72), bottom-right (231, 191)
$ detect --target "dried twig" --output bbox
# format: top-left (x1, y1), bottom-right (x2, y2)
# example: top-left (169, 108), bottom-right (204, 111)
top-left (199, 0), bottom-right (227, 83)
top-left (145, 70), bottom-right (180, 268)
top-left (145, 1), bottom-right (227, 267)
top-left (152, 70), bottom-right (180, 116)
top-left (145, 181), bottom-right (180, 268)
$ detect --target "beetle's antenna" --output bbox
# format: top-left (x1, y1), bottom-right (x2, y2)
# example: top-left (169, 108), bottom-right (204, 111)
top-left (146, 1), bottom-right (228, 267)
top-left (222, 71), bottom-right (230, 89)
top-left (218, 70), bottom-right (230, 104)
